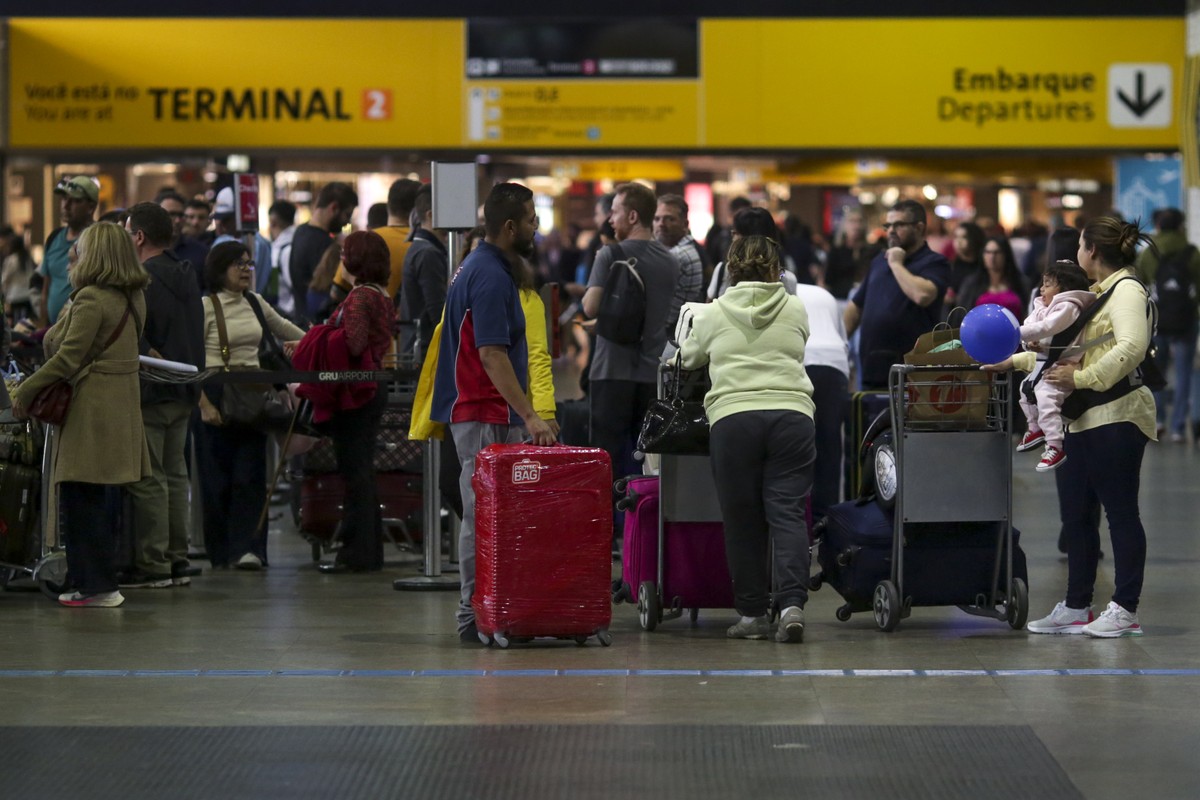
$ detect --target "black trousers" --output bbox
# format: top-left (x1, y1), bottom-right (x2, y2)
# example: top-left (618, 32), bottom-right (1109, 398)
top-left (325, 388), bottom-right (387, 570)
top-left (806, 365), bottom-right (848, 519)
top-left (1058, 422), bottom-right (1148, 613)
top-left (590, 379), bottom-right (656, 534)
top-left (60, 481), bottom-right (118, 594)
top-left (196, 422), bottom-right (268, 567)
top-left (709, 410), bottom-right (816, 617)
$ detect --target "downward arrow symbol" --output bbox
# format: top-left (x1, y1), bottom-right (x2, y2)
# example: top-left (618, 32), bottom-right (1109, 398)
top-left (1117, 71), bottom-right (1164, 118)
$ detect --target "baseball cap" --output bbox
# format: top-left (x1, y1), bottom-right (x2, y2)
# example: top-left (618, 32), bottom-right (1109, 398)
top-left (54, 176), bottom-right (99, 203)
top-left (212, 187), bottom-right (235, 220)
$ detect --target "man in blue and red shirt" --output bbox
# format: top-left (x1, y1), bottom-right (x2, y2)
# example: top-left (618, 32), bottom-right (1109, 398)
top-left (431, 182), bottom-right (556, 644)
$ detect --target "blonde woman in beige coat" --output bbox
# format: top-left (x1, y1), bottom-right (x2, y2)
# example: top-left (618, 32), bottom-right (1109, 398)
top-left (13, 222), bottom-right (151, 608)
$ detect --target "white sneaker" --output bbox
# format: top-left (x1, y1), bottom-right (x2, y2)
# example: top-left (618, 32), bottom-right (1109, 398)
top-left (234, 553), bottom-right (263, 571)
top-left (1027, 601), bottom-right (1094, 634)
top-left (775, 606), bottom-right (805, 643)
top-left (1082, 601), bottom-right (1143, 638)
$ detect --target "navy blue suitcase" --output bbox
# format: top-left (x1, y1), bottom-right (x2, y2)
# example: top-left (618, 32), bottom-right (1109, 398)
top-left (813, 500), bottom-right (1028, 616)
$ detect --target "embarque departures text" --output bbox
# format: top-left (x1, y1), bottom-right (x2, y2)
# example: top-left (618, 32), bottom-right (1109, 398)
top-left (938, 68), bottom-right (1096, 127)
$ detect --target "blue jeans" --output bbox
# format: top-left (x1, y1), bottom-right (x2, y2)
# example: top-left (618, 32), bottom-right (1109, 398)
top-left (1058, 422), bottom-right (1148, 613)
top-left (1152, 323), bottom-right (1198, 435)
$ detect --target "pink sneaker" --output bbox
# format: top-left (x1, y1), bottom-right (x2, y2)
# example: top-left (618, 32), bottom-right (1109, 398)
top-left (1016, 429), bottom-right (1046, 452)
top-left (1036, 445), bottom-right (1066, 472)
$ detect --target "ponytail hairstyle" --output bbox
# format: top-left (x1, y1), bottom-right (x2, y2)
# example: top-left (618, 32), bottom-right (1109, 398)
top-left (726, 235), bottom-right (783, 285)
top-left (1081, 216), bottom-right (1155, 268)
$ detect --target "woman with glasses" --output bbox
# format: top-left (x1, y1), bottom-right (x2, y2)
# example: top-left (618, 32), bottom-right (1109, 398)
top-left (958, 235), bottom-right (1027, 319)
top-left (196, 242), bottom-right (304, 570)
top-left (12, 222), bottom-right (150, 607)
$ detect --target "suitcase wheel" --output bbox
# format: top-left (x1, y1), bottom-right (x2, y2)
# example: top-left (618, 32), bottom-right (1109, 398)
top-left (488, 631), bottom-right (510, 649)
top-left (835, 604), bottom-right (852, 622)
top-left (688, 608), bottom-right (699, 626)
top-left (613, 477), bottom-right (629, 496)
top-left (873, 580), bottom-right (901, 632)
top-left (809, 572), bottom-right (824, 591)
top-left (1007, 577), bottom-right (1029, 630)
top-left (637, 581), bottom-right (660, 632)
top-left (596, 630), bottom-right (612, 647)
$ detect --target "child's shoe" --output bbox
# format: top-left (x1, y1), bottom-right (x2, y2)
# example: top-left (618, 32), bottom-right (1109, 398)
top-left (1016, 429), bottom-right (1046, 452)
top-left (1036, 445), bottom-right (1066, 472)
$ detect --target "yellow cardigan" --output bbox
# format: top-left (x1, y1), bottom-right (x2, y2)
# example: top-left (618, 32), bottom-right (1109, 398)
top-left (409, 287), bottom-right (556, 441)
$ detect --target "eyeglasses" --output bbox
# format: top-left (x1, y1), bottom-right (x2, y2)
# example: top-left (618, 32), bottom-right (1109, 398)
top-left (232, 259), bottom-right (255, 270)
top-left (880, 221), bottom-right (918, 231)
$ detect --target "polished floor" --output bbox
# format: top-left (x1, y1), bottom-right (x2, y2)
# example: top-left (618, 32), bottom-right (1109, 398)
top-left (1, 439), bottom-right (1198, 799)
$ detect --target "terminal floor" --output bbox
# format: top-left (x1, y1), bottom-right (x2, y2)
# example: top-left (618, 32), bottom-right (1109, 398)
top-left (1, 442), bottom-right (1198, 799)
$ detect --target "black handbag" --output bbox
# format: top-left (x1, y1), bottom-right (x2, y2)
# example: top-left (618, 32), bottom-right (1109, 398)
top-left (245, 293), bottom-right (292, 374)
top-left (219, 382), bottom-right (294, 433)
top-left (637, 357), bottom-right (710, 455)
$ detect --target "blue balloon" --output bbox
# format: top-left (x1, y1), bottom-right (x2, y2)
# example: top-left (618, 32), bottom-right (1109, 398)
top-left (960, 304), bottom-right (1021, 364)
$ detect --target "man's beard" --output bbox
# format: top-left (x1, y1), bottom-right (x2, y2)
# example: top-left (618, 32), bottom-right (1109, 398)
top-left (515, 237), bottom-right (536, 258)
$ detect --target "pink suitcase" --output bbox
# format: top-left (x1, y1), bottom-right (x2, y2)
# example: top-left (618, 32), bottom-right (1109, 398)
top-left (615, 475), bottom-right (735, 626)
top-left (472, 444), bottom-right (613, 648)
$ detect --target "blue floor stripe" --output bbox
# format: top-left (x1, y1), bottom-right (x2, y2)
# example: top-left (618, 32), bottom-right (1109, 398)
top-left (3, 668), bottom-right (1198, 679)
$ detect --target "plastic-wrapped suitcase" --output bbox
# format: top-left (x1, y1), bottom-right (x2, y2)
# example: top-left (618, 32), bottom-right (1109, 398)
top-left (472, 444), bottom-right (613, 647)
top-left (812, 499), bottom-right (1028, 618)
top-left (614, 475), bottom-right (734, 610)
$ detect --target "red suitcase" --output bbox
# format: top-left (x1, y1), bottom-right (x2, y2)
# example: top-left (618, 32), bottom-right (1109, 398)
top-left (472, 444), bottom-right (613, 647)
top-left (299, 472), bottom-right (423, 557)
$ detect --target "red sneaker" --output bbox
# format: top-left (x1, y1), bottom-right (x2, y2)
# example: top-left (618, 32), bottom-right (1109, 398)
top-left (1016, 429), bottom-right (1046, 452)
top-left (1036, 446), bottom-right (1066, 472)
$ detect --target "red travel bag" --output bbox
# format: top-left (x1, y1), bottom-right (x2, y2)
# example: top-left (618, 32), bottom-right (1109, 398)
top-left (472, 444), bottom-right (613, 647)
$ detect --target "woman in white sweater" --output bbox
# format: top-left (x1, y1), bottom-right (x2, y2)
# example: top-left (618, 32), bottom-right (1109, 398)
top-left (678, 235), bottom-right (816, 644)
top-left (197, 242), bottom-right (304, 570)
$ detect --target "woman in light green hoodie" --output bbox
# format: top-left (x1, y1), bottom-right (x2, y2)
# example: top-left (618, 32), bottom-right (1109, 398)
top-left (678, 235), bottom-right (816, 644)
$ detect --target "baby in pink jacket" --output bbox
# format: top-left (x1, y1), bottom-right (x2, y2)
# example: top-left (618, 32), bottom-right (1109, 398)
top-left (1016, 261), bottom-right (1095, 472)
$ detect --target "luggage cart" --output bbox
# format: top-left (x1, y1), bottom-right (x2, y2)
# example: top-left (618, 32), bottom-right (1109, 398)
top-left (869, 363), bottom-right (1028, 632)
top-left (0, 423), bottom-right (68, 600)
top-left (632, 362), bottom-right (734, 631)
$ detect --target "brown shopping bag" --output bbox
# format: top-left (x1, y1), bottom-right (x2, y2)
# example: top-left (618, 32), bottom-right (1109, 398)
top-left (902, 325), bottom-right (990, 427)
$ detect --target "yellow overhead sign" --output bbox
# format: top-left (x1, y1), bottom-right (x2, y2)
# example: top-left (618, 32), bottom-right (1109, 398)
top-left (703, 18), bottom-right (1182, 149)
top-left (9, 19), bottom-right (463, 148)
top-left (7, 17), bottom-right (1184, 151)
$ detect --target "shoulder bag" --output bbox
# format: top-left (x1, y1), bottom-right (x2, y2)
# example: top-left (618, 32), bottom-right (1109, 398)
top-left (208, 294), bottom-right (293, 432)
top-left (244, 293), bottom-right (292, 374)
top-left (29, 300), bottom-right (132, 426)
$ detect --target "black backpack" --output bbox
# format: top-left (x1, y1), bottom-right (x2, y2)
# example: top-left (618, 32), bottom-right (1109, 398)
top-left (595, 243), bottom-right (646, 346)
top-left (1151, 245), bottom-right (1197, 336)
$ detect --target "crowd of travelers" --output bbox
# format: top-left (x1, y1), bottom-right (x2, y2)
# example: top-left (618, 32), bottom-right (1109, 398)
top-left (2, 172), bottom-right (1185, 643)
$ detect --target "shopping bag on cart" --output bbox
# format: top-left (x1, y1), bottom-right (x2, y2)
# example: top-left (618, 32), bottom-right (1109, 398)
top-left (903, 326), bottom-right (990, 427)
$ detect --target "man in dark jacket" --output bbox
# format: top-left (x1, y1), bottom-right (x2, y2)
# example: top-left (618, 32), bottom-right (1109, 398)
top-left (399, 184), bottom-right (449, 363)
top-left (122, 203), bottom-right (206, 587)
